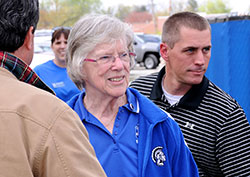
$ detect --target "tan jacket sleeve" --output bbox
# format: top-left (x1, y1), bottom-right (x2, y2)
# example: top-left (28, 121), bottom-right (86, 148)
top-left (35, 107), bottom-right (107, 177)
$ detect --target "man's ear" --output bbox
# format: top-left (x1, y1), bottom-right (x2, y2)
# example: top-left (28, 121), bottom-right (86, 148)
top-left (12, 26), bottom-right (34, 64)
top-left (23, 26), bottom-right (34, 50)
top-left (160, 43), bottom-right (169, 62)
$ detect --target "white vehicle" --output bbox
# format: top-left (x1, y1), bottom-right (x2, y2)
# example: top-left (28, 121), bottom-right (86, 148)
top-left (30, 38), bottom-right (54, 69)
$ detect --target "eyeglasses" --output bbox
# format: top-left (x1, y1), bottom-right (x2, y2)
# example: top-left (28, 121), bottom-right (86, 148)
top-left (84, 52), bottom-right (136, 65)
top-left (52, 27), bottom-right (71, 36)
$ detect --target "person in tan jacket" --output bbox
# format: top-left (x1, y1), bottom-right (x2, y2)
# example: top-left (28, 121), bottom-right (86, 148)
top-left (0, 0), bottom-right (107, 177)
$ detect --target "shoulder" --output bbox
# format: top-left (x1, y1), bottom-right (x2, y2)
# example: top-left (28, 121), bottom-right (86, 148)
top-left (129, 87), bottom-right (185, 145)
top-left (202, 80), bottom-right (248, 124)
top-left (129, 87), bottom-right (156, 108)
top-left (207, 80), bottom-right (243, 110)
top-left (130, 72), bottom-right (158, 87)
top-left (129, 88), bottom-right (182, 128)
top-left (1, 72), bottom-right (75, 128)
top-left (129, 88), bottom-right (170, 122)
top-left (130, 72), bottom-right (159, 97)
top-left (67, 91), bottom-right (83, 109)
top-left (33, 60), bottom-right (53, 72)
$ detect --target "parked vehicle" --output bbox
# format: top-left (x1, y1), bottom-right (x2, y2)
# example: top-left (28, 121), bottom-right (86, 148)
top-left (133, 34), bottom-right (161, 69)
top-left (136, 33), bottom-right (161, 43)
top-left (30, 37), bottom-right (53, 69)
top-left (34, 29), bottom-right (53, 37)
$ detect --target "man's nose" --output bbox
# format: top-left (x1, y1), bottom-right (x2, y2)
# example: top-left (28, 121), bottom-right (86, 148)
top-left (194, 50), bottom-right (205, 65)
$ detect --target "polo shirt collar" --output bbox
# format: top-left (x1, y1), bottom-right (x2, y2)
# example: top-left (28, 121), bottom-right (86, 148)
top-left (150, 66), bottom-right (209, 110)
top-left (150, 66), bottom-right (165, 100)
top-left (77, 88), bottom-right (139, 122)
top-left (125, 88), bottom-right (140, 113)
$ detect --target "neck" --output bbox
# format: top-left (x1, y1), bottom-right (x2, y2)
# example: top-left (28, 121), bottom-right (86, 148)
top-left (83, 92), bottom-right (127, 132)
top-left (84, 93), bottom-right (126, 115)
top-left (53, 58), bottom-right (66, 68)
top-left (163, 74), bottom-right (192, 96)
top-left (12, 46), bottom-right (31, 65)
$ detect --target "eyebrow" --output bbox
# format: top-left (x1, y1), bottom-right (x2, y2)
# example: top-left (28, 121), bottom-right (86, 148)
top-left (204, 45), bottom-right (212, 49)
top-left (182, 46), bottom-right (197, 51)
top-left (183, 45), bottom-right (211, 50)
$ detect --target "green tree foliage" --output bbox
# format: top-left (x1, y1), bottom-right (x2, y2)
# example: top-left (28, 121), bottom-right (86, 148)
top-left (134, 5), bottom-right (148, 12)
top-left (100, 6), bottom-right (115, 16)
top-left (199, 0), bottom-right (231, 14)
top-left (169, 1), bottom-right (185, 14)
top-left (102, 4), bottom-right (148, 21)
top-left (185, 0), bottom-right (198, 12)
top-left (156, 9), bottom-right (170, 17)
top-left (115, 5), bottom-right (133, 21)
top-left (38, 0), bottom-right (101, 29)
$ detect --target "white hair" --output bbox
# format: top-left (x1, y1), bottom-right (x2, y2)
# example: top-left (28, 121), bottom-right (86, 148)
top-left (66, 14), bottom-right (135, 90)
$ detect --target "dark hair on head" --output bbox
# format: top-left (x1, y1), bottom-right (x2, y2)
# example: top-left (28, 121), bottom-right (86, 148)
top-left (51, 27), bottom-right (71, 44)
top-left (162, 11), bottom-right (211, 48)
top-left (0, 0), bottom-right (39, 52)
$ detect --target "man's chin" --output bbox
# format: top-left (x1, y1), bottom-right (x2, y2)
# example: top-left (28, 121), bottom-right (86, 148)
top-left (190, 77), bottom-right (203, 85)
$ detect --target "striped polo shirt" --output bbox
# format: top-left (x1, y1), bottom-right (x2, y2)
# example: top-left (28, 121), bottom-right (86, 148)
top-left (130, 66), bottom-right (250, 177)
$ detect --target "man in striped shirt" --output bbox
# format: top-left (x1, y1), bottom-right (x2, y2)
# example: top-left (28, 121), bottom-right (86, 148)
top-left (130, 11), bottom-right (250, 177)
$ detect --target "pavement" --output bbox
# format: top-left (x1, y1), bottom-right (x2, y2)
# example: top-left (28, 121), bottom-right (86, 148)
top-left (129, 58), bottom-right (164, 82)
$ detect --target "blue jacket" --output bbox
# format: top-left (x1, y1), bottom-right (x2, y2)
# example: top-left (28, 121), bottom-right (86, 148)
top-left (68, 88), bottom-right (198, 177)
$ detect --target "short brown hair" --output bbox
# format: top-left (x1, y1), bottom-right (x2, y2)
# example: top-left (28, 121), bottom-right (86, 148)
top-left (162, 11), bottom-right (211, 48)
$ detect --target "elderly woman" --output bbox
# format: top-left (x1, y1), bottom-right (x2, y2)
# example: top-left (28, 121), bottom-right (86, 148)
top-left (66, 14), bottom-right (198, 177)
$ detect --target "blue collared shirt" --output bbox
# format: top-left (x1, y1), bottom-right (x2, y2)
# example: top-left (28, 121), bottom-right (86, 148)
top-left (72, 89), bottom-right (139, 177)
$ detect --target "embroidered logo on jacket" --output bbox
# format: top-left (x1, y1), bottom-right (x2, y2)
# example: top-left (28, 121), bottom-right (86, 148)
top-left (151, 146), bottom-right (166, 166)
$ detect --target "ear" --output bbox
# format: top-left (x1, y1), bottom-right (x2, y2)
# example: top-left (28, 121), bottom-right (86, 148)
top-left (160, 43), bottom-right (169, 62)
top-left (12, 26), bottom-right (34, 64)
top-left (23, 26), bottom-right (34, 50)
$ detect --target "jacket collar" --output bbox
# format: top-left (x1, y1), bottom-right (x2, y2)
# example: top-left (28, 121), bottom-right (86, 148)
top-left (0, 51), bottom-right (54, 95)
top-left (130, 87), bottom-right (167, 124)
top-left (150, 66), bottom-right (209, 110)
top-left (68, 88), bottom-right (167, 124)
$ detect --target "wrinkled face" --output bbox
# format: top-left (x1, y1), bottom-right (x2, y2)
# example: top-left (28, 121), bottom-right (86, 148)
top-left (82, 39), bottom-right (130, 98)
top-left (161, 27), bottom-right (211, 87)
top-left (51, 34), bottom-right (67, 64)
